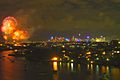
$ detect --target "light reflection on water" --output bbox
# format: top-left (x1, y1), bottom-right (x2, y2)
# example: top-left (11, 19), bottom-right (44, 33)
top-left (0, 50), bottom-right (120, 80)
top-left (0, 50), bottom-right (25, 80)
top-left (52, 62), bottom-right (58, 71)
top-left (70, 63), bottom-right (74, 72)
top-left (52, 62), bottom-right (120, 80)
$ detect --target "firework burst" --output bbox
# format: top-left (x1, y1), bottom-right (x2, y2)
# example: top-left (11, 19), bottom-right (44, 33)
top-left (1, 16), bottom-right (29, 41)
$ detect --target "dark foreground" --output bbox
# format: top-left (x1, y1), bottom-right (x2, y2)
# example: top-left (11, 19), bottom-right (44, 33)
top-left (0, 50), bottom-right (120, 80)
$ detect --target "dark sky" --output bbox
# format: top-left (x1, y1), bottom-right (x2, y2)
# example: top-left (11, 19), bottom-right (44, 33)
top-left (0, 0), bottom-right (120, 40)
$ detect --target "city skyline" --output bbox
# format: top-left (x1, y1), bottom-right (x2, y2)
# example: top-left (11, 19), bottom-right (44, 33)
top-left (0, 0), bottom-right (120, 40)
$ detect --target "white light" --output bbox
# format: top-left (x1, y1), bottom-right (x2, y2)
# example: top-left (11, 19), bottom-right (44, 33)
top-left (62, 45), bottom-right (65, 48)
top-left (106, 58), bottom-right (109, 61)
top-left (62, 50), bottom-right (65, 53)
top-left (96, 58), bottom-right (99, 60)
top-left (102, 52), bottom-right (106, 55)
top-left (91, 61), bottom-right (93, 64)
top-left (118, 42), bottom-right (120, 44)
top-left (117, 51), bottom-right (120, 53)
top-left (71, 59), bottom-right (74, 62)
top-left (71, 63), bottom-right (74, 71)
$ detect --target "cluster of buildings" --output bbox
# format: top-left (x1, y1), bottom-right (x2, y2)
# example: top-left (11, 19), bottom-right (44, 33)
top-left (48, 35), bottom-right (106, 42)
top-left (0, 35), bottom-right (120, 65)
top-left (49, 39), bottom-right (120, 65)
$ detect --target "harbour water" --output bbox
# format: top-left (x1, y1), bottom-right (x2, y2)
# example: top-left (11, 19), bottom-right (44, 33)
top-left (0, 50), bottom-right (120, 80)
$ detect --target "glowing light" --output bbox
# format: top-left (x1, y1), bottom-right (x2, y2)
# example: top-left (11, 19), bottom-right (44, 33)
top-left (14, 49), bottom-right (18, 52)
top-left (87, 64), bottom-right (90, 69)
top-left (0, 44), bottom-right (3, 46)
top-left (87, 58), bottom-right (90, 61)
top-left (112, 53), bottom-right (114, 55)
top-left (3, 35), bottom-right (8, 40)
top-left (90, 64), bottom-right (93, 70)
top-left (96, 65), bottom-right (99, 72)
top-left (71, 63), bottom-right (74, 71)
top-left (62, 50), bottom-right (66, 53)
top-left (86, 36), bottom-right (90, 39)
top-left (50, 36), bottom-right (54, 40)
top-left (51, 57), bottom-right (58, 61)
top-left (106, 58), bottom-right (110, 61)
top-left (65, 38), bottom-right (70, 41)
top-left (118, 41), bottom-right (120, 44)
top-left (78, 33), bottom-right (81, 36)
top-left (96, 58), bottom-right (99, 60)
top-left (90, 61), bottom-right (94, 64)
top-left (23, 45), bottom-right (27, 47)
top-left (102, 52), bottom-right (106, 55)
top-left (14, 43), bottom-right (21, 46)
top-left (86, 52), bottom-right (91, 55)
top-left (53, 62), bottom-right (58, 71)
top-left (117, 51), bottom-right (120, 53)
top-left (71, 59), bottom-right (74, 62)
top-left (76, 39), bottom-right (81, 42)
top-left (95, 38), bottom-right (101, 42)
top-left (114, 51), bottom-right (117, 53)
top-left (59, 58), bottom-right (62, 61)
top-left (62, 45), bottom-right (65, 48)
top-left (95, 54), bottom-right (98, 56)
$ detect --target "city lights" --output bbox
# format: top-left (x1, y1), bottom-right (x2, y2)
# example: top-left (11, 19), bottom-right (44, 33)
top-left (0, 0), bottom-right (120, 80)
top-left (102, 52), bottom-right (106, 55)
top-left (86, 52), bottom-right (91, 55)
top-left (48, 35), bottom-right (107, 43)
top-left (106, 58), bottom-right (110, 61)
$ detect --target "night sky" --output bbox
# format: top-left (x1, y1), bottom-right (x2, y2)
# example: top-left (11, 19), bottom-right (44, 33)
top-left (0, 0), bottom-right (120, 40)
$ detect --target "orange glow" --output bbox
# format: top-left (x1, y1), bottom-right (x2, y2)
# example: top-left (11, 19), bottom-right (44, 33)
top-left (86, 52), bottom-right (91, 55)
top-left (51, 57), bottom-right (58, 61)
top-left (3, 35), bottom-right (8, 40)
top-left (2, 17), bottom-right (16, 34)
top-left (12, 30), bottom-right (29, 41)
top-left (1, 51), bottom-right (24, 80)
top-left (1, 16), bottom-right (29, 41)
top-left (53, 62), bottom-right (58, 71)
top-left (14, 43), bottom-right (22, 46)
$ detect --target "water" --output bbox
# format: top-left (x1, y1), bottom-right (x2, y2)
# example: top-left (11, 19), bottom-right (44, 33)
top-left (0, 50), bottom-right (120, 80)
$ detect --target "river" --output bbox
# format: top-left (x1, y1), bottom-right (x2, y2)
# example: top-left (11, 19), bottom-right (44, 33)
top-left (0, 50), bottom-right (120, 80)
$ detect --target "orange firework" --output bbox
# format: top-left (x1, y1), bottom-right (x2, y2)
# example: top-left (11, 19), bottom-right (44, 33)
top-left (1, 16), bottom-right (29, 41)
top-left (12, 30), bottom-right (29, 41)
top-left (2, 16), bottom-right (17, 34)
